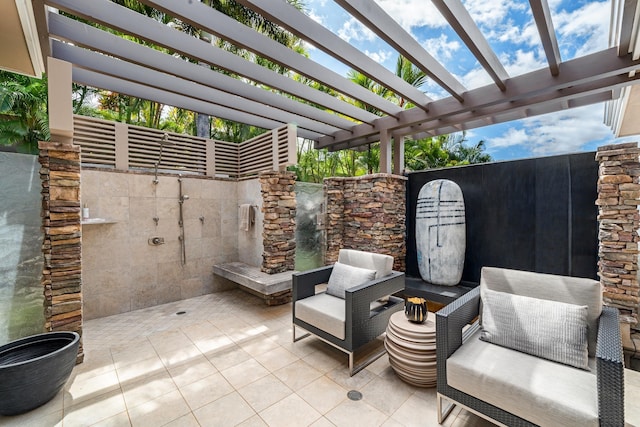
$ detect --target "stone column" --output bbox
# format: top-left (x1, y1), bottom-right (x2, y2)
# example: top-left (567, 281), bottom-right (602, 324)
top-left (260, 171), bottom-right (296, 274)
top-left (596, 142), bottom-right (640, 335)
top-left (324, 174), bottom-right (407, 271)
top-left (39, 142), bottom-right (83, 363)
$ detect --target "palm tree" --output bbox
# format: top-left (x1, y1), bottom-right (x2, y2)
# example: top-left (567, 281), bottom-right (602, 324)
top-left (0, 71), bottom-right (49, 154)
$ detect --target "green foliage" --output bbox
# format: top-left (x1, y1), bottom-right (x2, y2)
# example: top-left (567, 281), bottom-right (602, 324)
top-left (0, 71), bottom-right (49, 154)
top-left (404, 133), bottom-right (492, 171)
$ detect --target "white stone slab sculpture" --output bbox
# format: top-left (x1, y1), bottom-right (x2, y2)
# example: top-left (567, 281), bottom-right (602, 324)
top-left (416, 179), bottom-right (465, 286)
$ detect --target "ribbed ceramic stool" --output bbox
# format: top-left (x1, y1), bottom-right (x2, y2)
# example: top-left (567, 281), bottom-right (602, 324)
top-left (384, 310), bottom-right (436, 387)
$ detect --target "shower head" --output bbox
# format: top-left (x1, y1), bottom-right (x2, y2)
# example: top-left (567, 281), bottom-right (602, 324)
top-left (159, 133), bottom-right (175, 146)
top-left (181, 195), bottom-right (189, 200)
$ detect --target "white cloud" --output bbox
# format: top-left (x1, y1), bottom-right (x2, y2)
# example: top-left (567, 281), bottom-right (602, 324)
top-left (459, 50), bottom-right (545, 90)
top-left (487, 104), bottom-right (615, 156)
top-left (553, 1), bottom-right (609, 58)
top-left (306, 9), bottom-right (325, 26)
top-left (422, 34), bottom-right (462, 61)
top-left (373, 0), bottom-right (448, 29)
top-left (365, 49), bottom-right (393, 64)
top-left (502, 49), bottom-right (547, 77)
top-left (489, 128), bottom-right (530, 148)
top-left (337, 17), bottom-right (376, 43)
top-left (463, 0), bottom-right (526, 27)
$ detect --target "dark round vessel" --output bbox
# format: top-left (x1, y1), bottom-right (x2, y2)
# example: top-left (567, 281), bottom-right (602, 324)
top-left (0, 331), bottom-right (80, 416)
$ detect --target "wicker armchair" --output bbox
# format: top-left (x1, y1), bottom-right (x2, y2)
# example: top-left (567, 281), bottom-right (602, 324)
top-left (292, 249), bottom-right (405, 375)
top-left (436, 267), bottom-right (625, 427)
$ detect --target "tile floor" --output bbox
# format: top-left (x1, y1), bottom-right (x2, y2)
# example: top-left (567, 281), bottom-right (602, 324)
top-left (1, 289), bottom-right (638, 427)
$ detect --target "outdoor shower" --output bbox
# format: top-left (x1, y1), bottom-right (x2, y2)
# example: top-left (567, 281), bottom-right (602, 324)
top-left (153, 133), bottom-right (172, 185)
top-left (178, 175), bottom-right (188, 265)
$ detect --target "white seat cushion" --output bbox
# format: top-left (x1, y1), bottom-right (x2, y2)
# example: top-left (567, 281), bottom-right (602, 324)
top-left (295, 293), bottom-right (345, 340)
top-left (447, 330), bottom-right (598, 427)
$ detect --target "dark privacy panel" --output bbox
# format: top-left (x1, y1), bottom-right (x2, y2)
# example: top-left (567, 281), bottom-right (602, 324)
top-left (406, 152), bottom-right (599, 284)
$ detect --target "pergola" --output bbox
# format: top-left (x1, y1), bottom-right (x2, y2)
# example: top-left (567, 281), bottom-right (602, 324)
top-left (3, 0), bottom-right (640, 172)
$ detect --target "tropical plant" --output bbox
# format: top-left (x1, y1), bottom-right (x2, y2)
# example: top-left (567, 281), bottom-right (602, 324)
top-left (0, 71), bottom-right (49, 154)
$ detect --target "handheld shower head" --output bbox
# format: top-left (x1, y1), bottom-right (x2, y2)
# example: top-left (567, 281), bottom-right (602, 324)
top-left (153, 133), bottom-right (173, 184)
top-left (159, 133), bottom-right (175, 146)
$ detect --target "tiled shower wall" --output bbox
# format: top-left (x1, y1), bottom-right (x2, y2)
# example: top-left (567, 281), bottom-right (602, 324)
top-left (81, 169), bottom-right (255, 319)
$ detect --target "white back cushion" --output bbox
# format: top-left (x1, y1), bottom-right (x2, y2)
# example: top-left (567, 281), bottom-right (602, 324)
top-left (480, 267), bottom-right (602, 357)
top-left (338, 249), bottom-right (393, 279)
top-left (326, 262), bottom-right (376, 299)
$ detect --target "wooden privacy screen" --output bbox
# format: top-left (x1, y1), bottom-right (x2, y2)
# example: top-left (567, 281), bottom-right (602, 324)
top-left (73, 115), bottom-right (296, 180)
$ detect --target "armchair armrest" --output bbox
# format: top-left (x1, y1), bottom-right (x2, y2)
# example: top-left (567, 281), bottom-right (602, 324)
top-left (436, 286), bottom-right (481, 359)
top-left (596, 306), bottom-right (625, 426)
top-left (292, 265), bottom-right (333, 302)
top-left (345, 270), bottom-right (405, 350)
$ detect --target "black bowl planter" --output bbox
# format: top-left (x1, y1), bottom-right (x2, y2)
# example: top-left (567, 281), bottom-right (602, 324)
top-left (0, 331), bottom-right (80, 416)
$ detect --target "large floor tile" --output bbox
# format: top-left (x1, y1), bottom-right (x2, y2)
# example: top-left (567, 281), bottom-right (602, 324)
top-left (128, 389), bottom-right (191, 427)
top-left (63, 388), bottom-right (128, 427)
top-left (121, 370), bottom-right (177, 409)
top-left (168, 355), bottom-right (218, 388)
top-left (253, 345), bottom-right (300, 372)
top-left (273, 359), bottom-right (324, 391)
top-left (297, 376), bottom-right (348, 414)
top-left (192, 391), bottom-right (255, 427)
top-left (64, 369), bottom-right (121, 407)
top-left (220, 358), bottom-right (270, 389)
top-left (237, 374), bottom-right (293, 412)
top-left (179, 372), bottom-right (234, 410)
top-left (325, 399), bottom-right (388, 427)
top-left (258, 393), bottom-right (322, 427)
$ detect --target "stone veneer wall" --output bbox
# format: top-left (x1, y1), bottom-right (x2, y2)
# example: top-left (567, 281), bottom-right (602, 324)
top-left (324, 174), bottom-right (407, 271)
top-left (260, 171), bottom-right (296, 274)
top-left (596, 142), bottom-right (640, 331)
top-left (39, 142), bottom-right (84, 362)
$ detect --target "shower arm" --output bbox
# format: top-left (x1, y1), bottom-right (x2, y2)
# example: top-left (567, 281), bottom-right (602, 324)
top-left (153, 133), bottom-right (171, 185)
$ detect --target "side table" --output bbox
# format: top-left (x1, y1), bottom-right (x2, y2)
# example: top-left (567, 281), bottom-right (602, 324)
top-left (384, 310), bottom-right (436, 387)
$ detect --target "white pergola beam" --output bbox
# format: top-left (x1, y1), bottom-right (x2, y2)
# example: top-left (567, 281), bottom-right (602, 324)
top-left (318, 47), bottom-right (640, 147)
top-left (44, 0), bottom-right (379, 125)
top-left (48, 13), bottom-right (355, 132)
top-left (334, 0), bottom-right (467, 101)
top-left (52, 41), bottom-right (342, 136)
top-left (529, 0), bottom-right (561, 75)
top-left (139, 0), bottom-right (403, 117)
top-left (431, 0), bottom-right (509, 89)
top-left (235, 0), bottom-right (432, 110)
top-left (71, 67), bottom-right (323, 140)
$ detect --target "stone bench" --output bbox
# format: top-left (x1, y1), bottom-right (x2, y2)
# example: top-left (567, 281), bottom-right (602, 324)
top-left (213, 262), bottom-right (295, 306)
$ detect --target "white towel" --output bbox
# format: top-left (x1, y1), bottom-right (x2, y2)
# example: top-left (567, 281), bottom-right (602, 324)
top-left (239, 204), bottom-right (254, 232)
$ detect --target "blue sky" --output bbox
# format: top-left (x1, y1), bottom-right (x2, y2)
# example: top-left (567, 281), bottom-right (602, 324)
top-left (301, 0), bottom-right (636, 161)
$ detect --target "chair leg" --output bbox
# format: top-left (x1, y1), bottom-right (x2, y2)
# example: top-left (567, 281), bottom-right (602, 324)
top-left (348, 346), bottom-right (387, 377)
top-left (292, 324), bottom-right (310, 343)
top-left (437, 393), bottom-right (456, 424)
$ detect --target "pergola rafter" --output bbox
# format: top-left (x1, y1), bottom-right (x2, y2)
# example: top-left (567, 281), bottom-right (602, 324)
top-left (48, 14), bottom-right (354, 132)
top-left (430, 0), bottom-right (509, 90)
top-left (29, 0), bottom-right (640, 156)
top-left (334, 0), bottom-right (467, 101)
top-left (233, 0), bottom-right (434, 111)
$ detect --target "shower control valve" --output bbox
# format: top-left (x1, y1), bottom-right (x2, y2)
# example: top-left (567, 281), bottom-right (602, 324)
top-left (148, 237), bottom-right (165, 246)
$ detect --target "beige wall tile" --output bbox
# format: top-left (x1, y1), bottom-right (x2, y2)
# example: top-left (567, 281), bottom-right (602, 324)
top-left (82, 171), bottom-right (240, 319)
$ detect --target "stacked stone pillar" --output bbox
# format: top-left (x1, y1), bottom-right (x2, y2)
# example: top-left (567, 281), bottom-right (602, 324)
top-left (596, 142), bottom-right (640, 334)
top-left (260, 171), bottom-right (296, 274)
top-left (39, 141), bottom-right (83, 362)
top-left (324, 174), bottom-right (406, 271)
